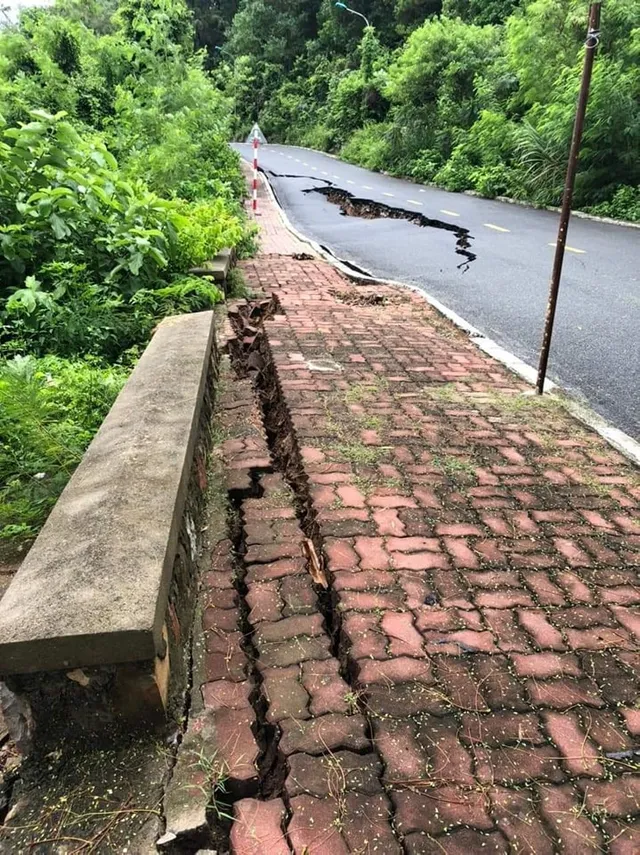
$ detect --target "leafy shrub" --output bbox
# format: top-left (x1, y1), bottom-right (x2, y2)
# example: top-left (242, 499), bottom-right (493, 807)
top-left (130, 276), bottom-right (224, 318)
top-left (586, 186), bottom-right (640, 223)
top-left (171, 198), bottom-right (243, 272)
top-left (434, 147), bottom-right (475, 192)
top-left (0, 0), bottom-right (248, 552)
top-left (470, 164), bottom-right (512, 198)
top-left (0, 111), bottom-right (176, 294)
top-left (341, 123), bottom-right (391, 172)
top-left (109, 67), bottom-right (245, 202)
top-left (1, 269), bottom-right (224, 361)
top-left (0, 355), bottom-right (127, 547)
top-left (409, 150), bottom-right (443, 184)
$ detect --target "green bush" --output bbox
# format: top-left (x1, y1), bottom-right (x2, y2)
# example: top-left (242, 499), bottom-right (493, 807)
top-left (341, 123), bottom-right (391, 172)
top-left (1, 268), bottom-right (224, 361)
top-left (0, 0), bottom-right (247, 551)
top-left (409, 151), bottom-right (443, 184)
top-left (171, 198), bottom-right (244, 271)
top-left (130, 276), bottom-right (224, 318)
top-left (0, 110), bottom-right (242, 300)
top-left (586, 186), bottom-right (640, 222)
top-left (434, 147), bottom-right (475, 192)
top-left (0, 355), bottom-right (128, 547)
top-left (470, 164), bottom-right (512, 198)
top-left (0, 111), bottom-right (177, 294)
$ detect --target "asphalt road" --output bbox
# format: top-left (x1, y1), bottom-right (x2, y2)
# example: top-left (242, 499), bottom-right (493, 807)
top-left (235, 143), bottom-right (640, 439)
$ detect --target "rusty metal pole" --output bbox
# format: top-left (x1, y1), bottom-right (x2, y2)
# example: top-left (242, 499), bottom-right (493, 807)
top-left (536, 2), bottom-right (602, 394)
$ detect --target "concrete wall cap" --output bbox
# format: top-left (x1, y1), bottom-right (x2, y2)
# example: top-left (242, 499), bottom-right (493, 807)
top-left (0, 311), bottom-right (215, 675)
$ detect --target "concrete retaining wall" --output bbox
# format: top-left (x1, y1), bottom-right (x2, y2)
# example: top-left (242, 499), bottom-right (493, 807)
top-left (0, 311), bottom-right (218, 748)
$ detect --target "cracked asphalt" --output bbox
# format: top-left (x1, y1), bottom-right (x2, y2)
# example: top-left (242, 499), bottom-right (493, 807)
top-left (234, 143), bottom-right (640, 440)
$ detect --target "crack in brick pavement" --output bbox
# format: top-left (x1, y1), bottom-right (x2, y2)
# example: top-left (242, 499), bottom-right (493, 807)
top-left (196, 328), bottom-right (401, 854)
top-left (199, 175), bottom-right (640, 854)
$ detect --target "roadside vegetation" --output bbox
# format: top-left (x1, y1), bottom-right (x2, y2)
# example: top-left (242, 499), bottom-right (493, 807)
top-left (0, 0), bottom-right (252, 554)
top-left (201, 0), bottom-right (640, 220)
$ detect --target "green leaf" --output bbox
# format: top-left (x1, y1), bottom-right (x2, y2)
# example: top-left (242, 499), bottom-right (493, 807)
top-left (50, 214), bottom-right (70, 240)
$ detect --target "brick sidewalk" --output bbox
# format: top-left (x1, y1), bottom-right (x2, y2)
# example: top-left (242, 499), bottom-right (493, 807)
top-left (202, 171), bottom-right (640, 854)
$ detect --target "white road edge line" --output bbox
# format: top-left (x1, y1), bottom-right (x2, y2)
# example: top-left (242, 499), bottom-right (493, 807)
top-left (257, 166), bottom-right (640, 469)
top-left (484, 223), bottom-right (511, 233)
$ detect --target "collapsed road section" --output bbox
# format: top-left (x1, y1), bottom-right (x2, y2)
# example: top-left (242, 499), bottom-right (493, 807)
top-left (306, 185), bottom-right (476, 271)
top-left (263, 168), bottom-right (476, 271)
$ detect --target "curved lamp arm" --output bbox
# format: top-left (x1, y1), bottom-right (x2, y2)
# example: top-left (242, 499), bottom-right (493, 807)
top-left (335, 2), bottom-right (370, 28)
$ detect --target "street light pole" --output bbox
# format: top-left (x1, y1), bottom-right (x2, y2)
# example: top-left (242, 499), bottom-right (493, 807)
top-left (535, 2), bottom-right (601, 394)
top-left (335, 2), bottom-right (370, 28)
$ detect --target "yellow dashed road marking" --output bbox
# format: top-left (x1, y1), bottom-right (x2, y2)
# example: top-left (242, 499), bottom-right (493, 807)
top-left (549, 243), bottom-right (586, 254)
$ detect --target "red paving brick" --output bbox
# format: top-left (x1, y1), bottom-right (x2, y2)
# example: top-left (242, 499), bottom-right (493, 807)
top-left (216, 173), bottom-right (640, 852)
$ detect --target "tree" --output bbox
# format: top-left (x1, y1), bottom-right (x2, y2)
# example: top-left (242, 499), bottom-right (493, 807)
top-left (442, 0), bottom-right (522, 26)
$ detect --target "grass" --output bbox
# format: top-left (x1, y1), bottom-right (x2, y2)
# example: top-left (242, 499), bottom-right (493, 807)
top-left (344, 377), bottom-right (389, 405)
top-left (421, 382), bottom-right (463, 403)
top-left (225, 267), bottom-right (252, 299)
top-left (190, 749), bottom-right (233, 821)
top-left (358, 414), bottom-right (384, 430)
top-left (432, 454), bottom-right (477, 482)
top-left (335, 441), bottom-right (388, 466)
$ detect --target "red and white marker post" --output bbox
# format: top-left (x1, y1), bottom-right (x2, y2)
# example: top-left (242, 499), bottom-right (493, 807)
top-left (252, 130), bottom-right (259, 214)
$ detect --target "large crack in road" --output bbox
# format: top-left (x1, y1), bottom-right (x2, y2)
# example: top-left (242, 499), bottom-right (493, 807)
top-left (308, 185), bottom-right (477, 271)
top-left (264, 169), bottom-right (477, 271)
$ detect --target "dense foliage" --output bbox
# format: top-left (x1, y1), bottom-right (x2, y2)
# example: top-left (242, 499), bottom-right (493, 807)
top-left (206, 0), bottom-right (640, 219)
top-left (0, 0), bottom-right (250, 550)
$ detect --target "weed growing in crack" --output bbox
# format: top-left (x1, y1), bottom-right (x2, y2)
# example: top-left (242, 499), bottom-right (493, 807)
top-left (225, 268), bottom-right (253, 300)
top-left (432, 454), bottom-right (477, 482)
top-left (358, 414), bottom-right (384, 430)
top-left (421, 382), bottom-right (463, 403)
top-left (189, 749), bottom-right (233, 821)
top-left (335, 442), bottom-right (388, 466)
top-left (344, 378), bottom-right (389, 405)
top-left (343, 690), bottom-right (364, 715)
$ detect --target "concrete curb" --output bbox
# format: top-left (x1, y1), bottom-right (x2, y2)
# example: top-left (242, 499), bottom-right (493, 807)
top-left (258, 169), bottom-right (640, 468)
